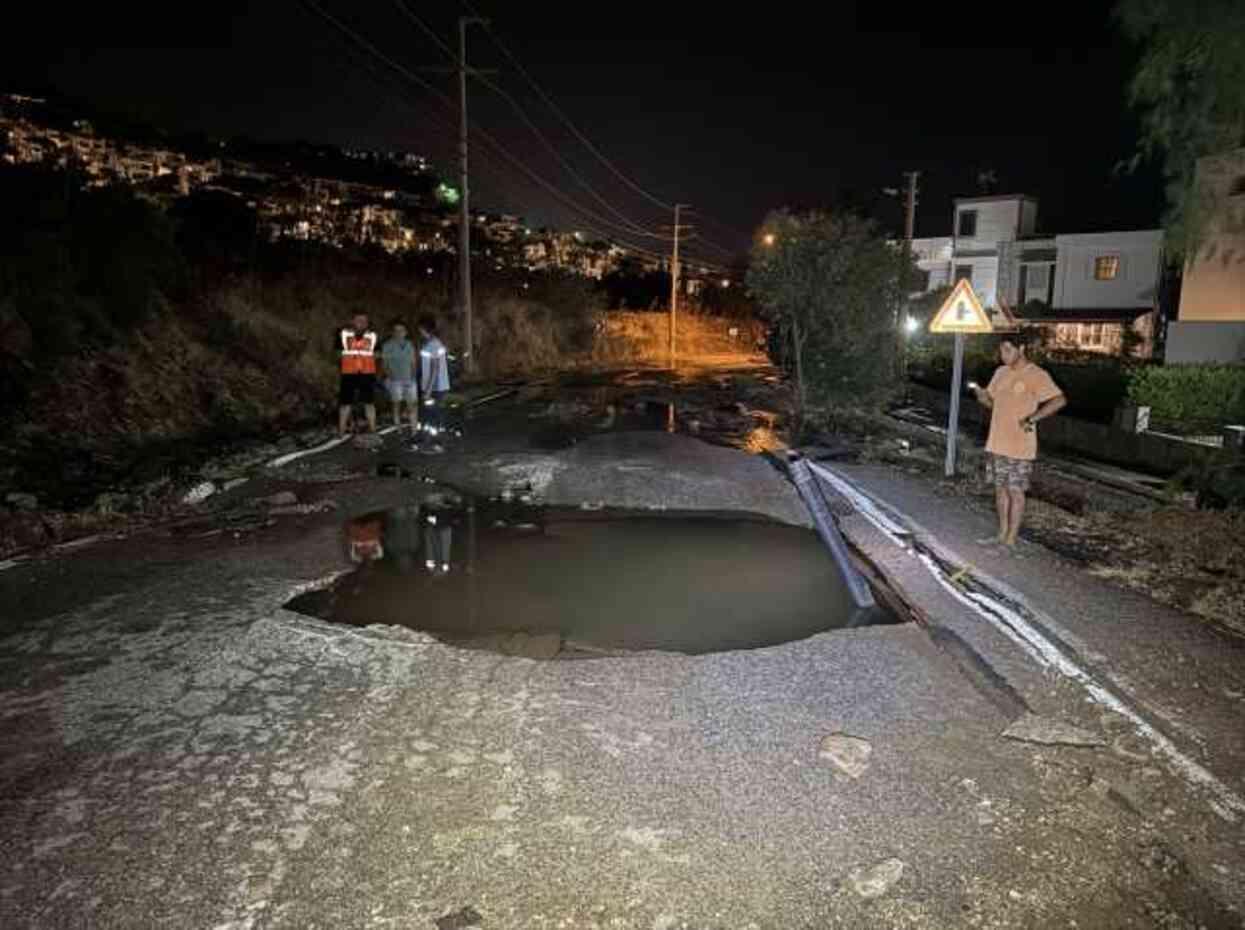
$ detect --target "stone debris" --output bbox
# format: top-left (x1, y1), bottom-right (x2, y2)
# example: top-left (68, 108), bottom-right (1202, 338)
top-left (819, 732), bottom-right (873, 779)
top-left (435, 905), bottom-right (483, 930)
top-left (1001, 713), bottom-right (1105, 748)
top-left (847, 857), bottom-right (905, 899)
top-left (181, 481), bottom-right (217, 506)
top-left (269, 501), bottom-right (338, 516)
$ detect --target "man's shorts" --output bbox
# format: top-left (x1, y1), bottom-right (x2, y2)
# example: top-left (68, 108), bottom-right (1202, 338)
top-left (386, 379), bottom-right (418, 403)
top-left (987, 453), bottom-right (1033, 491)
top-left (339, 373), bottom-right (376, 406)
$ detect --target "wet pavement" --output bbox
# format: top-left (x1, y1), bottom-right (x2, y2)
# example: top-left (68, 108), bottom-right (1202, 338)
top-left (2, 358), bottom-right (1244, 928)
top-left (287, 498), bottom-right (893, 657)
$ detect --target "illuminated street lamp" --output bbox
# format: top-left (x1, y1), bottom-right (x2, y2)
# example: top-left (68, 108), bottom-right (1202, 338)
top-left (762, 233), bottom-right (776, 246)
top-left (904, 315), bottom-right (920, 334)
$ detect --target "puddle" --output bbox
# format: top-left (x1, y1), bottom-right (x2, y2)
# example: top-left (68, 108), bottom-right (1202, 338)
top-left (530, 397), bottom-right (780, 454)
top-left (286, 498), bottom-right (897, 658)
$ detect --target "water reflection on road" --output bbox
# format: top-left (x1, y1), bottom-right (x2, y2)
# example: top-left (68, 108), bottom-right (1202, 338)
top-left (288, 496), bottom-right (895, 659)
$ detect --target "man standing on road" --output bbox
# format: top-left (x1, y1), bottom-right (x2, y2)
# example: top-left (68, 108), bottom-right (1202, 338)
top-left (971, 333), bottom-right (1066, 549)
top-left (381, 320), bottom-right (419, 432)
top-left (338, 312), bottom-right (379, 437)
top-left (414, 314), bottom-right (451, 454)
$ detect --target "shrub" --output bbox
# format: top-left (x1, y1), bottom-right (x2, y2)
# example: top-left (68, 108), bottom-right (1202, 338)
top-left (1127, 364), bottom-right (1245, 425)
top-left (908, 341), bottom-right (1135, 424)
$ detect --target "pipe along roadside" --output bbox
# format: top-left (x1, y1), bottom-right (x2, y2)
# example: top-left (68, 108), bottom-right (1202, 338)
top-left (786, 453), bottom-right (876, 609)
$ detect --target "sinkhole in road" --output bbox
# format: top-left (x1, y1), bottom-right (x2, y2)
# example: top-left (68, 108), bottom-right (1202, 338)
top-left (285, 497), bottom-right (898, 659)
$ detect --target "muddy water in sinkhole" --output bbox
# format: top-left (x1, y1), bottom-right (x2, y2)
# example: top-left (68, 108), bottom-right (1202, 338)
top-left (286, 499), bottom-right (897, 658)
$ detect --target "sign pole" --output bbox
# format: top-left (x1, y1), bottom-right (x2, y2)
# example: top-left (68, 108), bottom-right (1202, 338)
top-left (945, 332), bottom-right (965, 477)
top-left (929, 278), bottom-right (989, 477)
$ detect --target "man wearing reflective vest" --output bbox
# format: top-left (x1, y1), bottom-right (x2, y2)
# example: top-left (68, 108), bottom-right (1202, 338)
top-left (338, 312), bottom-right (379, 437)
top-left (414, 314), bottom-right (451, 454)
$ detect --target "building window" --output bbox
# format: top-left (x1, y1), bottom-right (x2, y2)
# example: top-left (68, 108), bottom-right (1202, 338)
top-left (1027, 264), bottom-right (1050, 293)
top-left (1093, 255), bottom-right (1120, 280)
top-left (1081, 322), bottom-right (1105, 347)
top-left (954, 264), bottom-right (973, 283)
top-left (957, 210), bottom-right (978, 238)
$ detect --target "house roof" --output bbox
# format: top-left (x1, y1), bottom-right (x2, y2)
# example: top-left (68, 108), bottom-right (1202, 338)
top-left (1014, 306), bottom-right (1156, 323)
top-left (953, 193), bottom-right (1038, 205)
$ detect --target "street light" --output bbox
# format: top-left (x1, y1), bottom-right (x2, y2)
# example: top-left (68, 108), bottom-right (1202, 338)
top-left (904, 315), bottom-right (920, 334)
top-left (762, 233), bottom-right (776, 246)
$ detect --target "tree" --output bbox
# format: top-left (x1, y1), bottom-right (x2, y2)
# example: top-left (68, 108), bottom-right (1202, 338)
top-left (600, 259), bottom-right (669, 311)
top-left (746, 210), bottom-right (911, 424)
top-left (1117, 0), bottom-right (1245, 258)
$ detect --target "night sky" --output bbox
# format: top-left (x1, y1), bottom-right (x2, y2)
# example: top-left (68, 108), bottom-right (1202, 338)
top-left (8, 1), bottom-right (1164, 264)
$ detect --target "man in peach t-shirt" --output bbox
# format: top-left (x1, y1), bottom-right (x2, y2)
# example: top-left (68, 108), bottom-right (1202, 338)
top-left (970, 333), bottom-right (1066, 548)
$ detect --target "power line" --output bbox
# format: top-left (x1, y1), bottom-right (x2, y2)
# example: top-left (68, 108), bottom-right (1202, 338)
top-left (300, 0), bottom-right (680, 243)
top-left (300, 3), bottom-right (727, 271)
top-left (683, 208), bottom-right (753, 251)
top-left (393, 0), bottom-right (667, 240)
top-left (462, 0), bottom-right (670, 213)
top-left (309, 0), bottom-right (736, 265)
top-left (461, 0), bottom-right (746, 253)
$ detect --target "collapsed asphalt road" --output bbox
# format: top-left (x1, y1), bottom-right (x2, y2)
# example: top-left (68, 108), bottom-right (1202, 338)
top-left (1, 365), bottom-right (1243, 929)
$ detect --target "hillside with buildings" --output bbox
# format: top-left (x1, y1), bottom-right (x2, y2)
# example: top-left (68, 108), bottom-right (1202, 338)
top-left (0, 91), bottom-right (701, 285)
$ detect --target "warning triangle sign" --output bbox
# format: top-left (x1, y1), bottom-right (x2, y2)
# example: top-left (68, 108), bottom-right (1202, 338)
top-left (929, 278), bottom-right (993, 334)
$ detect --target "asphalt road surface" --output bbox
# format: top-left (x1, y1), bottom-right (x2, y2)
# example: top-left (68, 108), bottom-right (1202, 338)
top-left (2, 367), bottom-right (1243, 929)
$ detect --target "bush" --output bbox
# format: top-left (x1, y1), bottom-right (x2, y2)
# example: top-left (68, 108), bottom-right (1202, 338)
top-left (1127, 364), bottom-right (1245, 426)
top-left (908, 341), bottom-right (1135, 424)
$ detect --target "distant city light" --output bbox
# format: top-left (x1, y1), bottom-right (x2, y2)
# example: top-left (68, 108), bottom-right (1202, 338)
top-left (763, 233), bottom-right (776, 246)
top-left (435, 182), bottom-right (460, 205)
top-left (721, 278), bottom-right (731, 288)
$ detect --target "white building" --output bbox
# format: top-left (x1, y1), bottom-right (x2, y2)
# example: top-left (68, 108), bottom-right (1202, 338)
top-left (912, 194), bottom-right (1038, 307)
top-left (911, 194), bottom-right (1163, 356)
top-left (1166, 148), bottom-right (1245, 362)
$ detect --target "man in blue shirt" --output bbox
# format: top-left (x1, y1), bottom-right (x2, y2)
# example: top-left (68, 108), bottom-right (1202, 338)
top-left (380, 321), bottom-right (418, 431)
top-left (415, 314), bottom-right (451, 454)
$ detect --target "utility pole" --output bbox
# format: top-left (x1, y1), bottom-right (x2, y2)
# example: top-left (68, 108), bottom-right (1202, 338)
top-left (898, 170), bottom-right (920, 383)
top-left (458, 16), bottom-right (486, 377)
top-left (902, 170), bottom-right (919, 246)
top-left (668, 203), bottom-right (690, 369)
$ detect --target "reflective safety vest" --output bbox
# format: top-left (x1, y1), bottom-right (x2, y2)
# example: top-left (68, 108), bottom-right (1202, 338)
top-left (340, 329), bottom-right (378, 375)
top-left (419, 337), bottom-right (451, 393)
